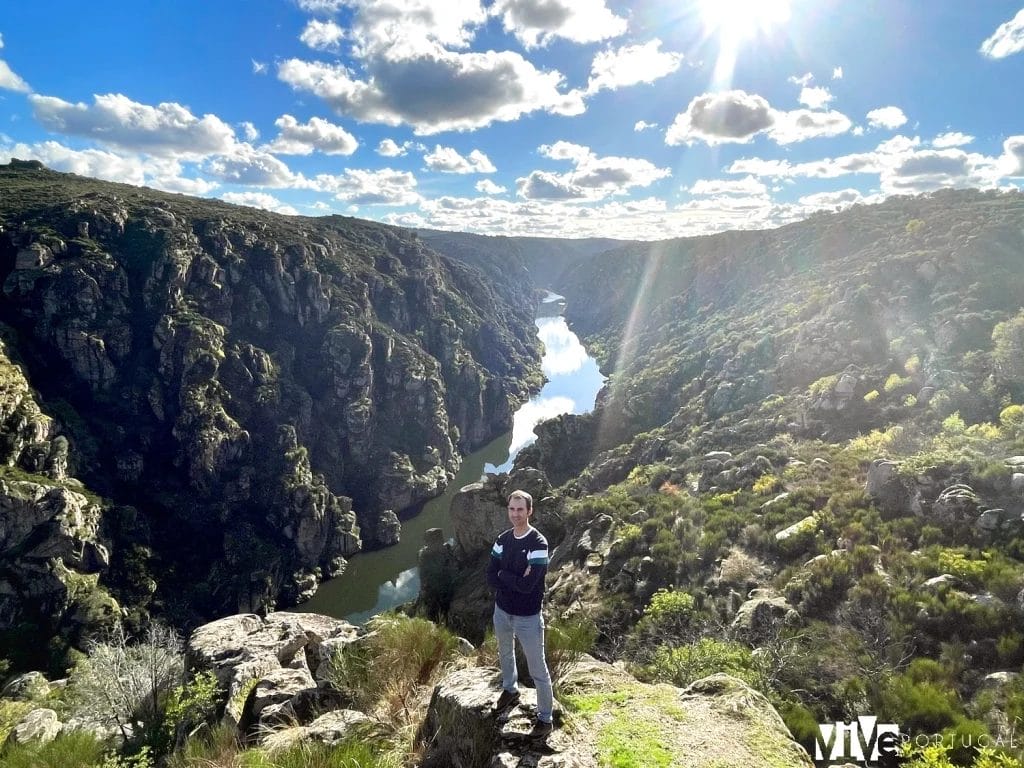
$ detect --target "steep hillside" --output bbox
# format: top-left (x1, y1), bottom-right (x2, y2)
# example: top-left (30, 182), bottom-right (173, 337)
top-left (531, 188), bottom-right (1024, 475)
top-left (416, 228), bottom-right (629, 290)
top-left (501, 187), bottom-right (1024, 756)
top-left (0, 160), bottom-right (542, 669)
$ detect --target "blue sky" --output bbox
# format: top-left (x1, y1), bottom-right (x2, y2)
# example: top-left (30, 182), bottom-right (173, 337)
top-left (2, 0), bottom-right (1023, 240)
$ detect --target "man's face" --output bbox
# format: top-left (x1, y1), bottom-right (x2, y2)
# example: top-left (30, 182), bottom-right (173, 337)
top-left (507, 497), bottom-right (531, 529)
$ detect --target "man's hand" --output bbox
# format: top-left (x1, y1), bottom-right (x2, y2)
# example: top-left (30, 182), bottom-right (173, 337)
top-left (524, 565), bottom-right (532, 576)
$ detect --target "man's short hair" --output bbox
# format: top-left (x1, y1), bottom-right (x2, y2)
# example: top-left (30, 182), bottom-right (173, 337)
top-left (508, 489), bottom-right (533, 511)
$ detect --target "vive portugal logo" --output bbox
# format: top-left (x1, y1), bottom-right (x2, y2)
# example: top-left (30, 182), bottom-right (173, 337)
top-left (815, 716), bottom-right (901, 763)
top-left (814, 716), bottom-right (1019, 765)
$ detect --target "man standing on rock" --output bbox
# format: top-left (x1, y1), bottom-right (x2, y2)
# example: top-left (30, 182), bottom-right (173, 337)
top-left (487, 489), bottom-right (555, 736)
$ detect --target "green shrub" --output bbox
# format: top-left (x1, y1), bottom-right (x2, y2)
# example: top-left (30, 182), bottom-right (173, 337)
top-left (325, 613), bottom-right (458, 721)
top-left (0, 699), bottom-right (34, 745)
top-left (752, 474), bottom-right (782, 495)
top-left (936, 549), bottom-right (989, 588)
top-left (878, 661), bottom-right (961, 734)
top-left (243, 738), bottom-right (400, 768)
top-left (809, 374), bottom-right (839, 396)
top-left (163, 670), bottom-right (219, 745)
top-left (637, 638), bottom-right (758, 689)
top-left (885, 373), bottom-right (913, 393)
top-left (0, 730), bottom-right (108, 768)
top-left (165, 722), bottom-right (239, 768)
top-left (999, 404), bottom-right (1024, 430)
top-left (778, 701), bottom-right (821, 755)
top-left (546, 614), bottom-right (598, 694)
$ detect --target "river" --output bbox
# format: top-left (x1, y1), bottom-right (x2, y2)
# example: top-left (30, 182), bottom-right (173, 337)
top-left (298, 292), bottom-right (604, 623)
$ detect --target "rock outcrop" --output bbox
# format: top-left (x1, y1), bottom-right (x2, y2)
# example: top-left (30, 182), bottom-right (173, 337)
top-left (184, 611), bottom-right (360, 735)
top-left (419, 661), bottom-right (813, 768)
top-left (0, 332), bottom-right (119, 664)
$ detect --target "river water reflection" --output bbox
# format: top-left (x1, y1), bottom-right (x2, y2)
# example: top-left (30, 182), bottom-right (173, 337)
top-left (298, 293), bottom-right (604, 623)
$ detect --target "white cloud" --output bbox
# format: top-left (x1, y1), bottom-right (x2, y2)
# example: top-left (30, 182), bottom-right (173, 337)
top-left (634, 120), bottom-right (657, 132)
top-left (0, 34), bottom-right (32, 92)
top-left (0, 138), bottom-right (218, 193)
top-left (539, 140), bottom-right (591, 163)
top-left (476, 178), bottom-right (507, 194)
top-left (932, 131), bottom-right (974, 148)
top-left (726, 135), bottom-right (922, 180)
top-left (342, 0), bottom-right (486, 56)
top-left (520, 141), bottom-right (670, 200)
top-left (30, 93), bottom-right (237, 158)
top-left (140, 155), bottom-right (221, 195)
top-left (278, 48), bottom-right (584, 135)
top-left (667, 92), bottom-right (848, 147)
top-left (240, 122), bottom-right (260, 142)
top-left (385, 191), bottom-right (800, 240)
top-left (0, 140), bottom-right (147, 184)
top-left (687, 176), bottom-right (767, 196)
top-left (866, 106), bottom-right (907, 130)
top-left (300, 19), bottom-right (345, 51)
top-left (980, 9), bottom-right (1024, 58)
top-left (252, 59), bottom-right (268, 75)
top-left (666, 90), bottom-right (774, 146)
top-left (881, 148), bottom-right (983, 194)
top-left (788, 72), bottom-right (814, 87)
top-left (725, 135), bottom-right (1004, 196)
top-left (586, 40), bottom-right (683, 94)
top-left (517, 171), bottom-right (586, 200)
top-left (997, 136), bottom-right (1024, 177)
top-left (832, 66), bottom-right (843, 80)
top-left (220, 191), bottom-right (299, 215)
top-left (798, 86), bottom-right (832, 109)
top-left (266, 114), bottom-right (358, 155)
top-left (769, 108), bottom-right (852, 144)
top-left (491, 0), bottom-right (627, 48)
top-left (204, 144), bottom-right (303, 187)
top-left (295, 0), bottom-right (347, 13)
top-left (0, 55), bottom-right (31, 93)
top-left (798, 188), bottom-right (862, 211)
top-left (377, 138), bottom-right (414, 156)
top-left (424, 145), bottom-right (495, 173)
top-left (314, 167), bottom-right (421, 205)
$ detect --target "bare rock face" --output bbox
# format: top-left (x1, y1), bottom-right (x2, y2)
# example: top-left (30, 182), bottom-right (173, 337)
top-left (0, 335), bottom-right (118, 655)
top-left (7, 708), bottom-right (62, 746)
top-left (185, 611), bottom-right (360, 737)
top-left (865, 459), bottom-right (909, 515)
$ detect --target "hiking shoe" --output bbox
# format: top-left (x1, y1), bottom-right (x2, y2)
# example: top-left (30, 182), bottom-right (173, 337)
top-left (530, 719), bottom-right (554, 737)
top-left (495, 688), bottom-right (520, 709)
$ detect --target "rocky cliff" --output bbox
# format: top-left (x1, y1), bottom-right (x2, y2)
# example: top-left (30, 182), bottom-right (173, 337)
top-left (0, 160), bottom-right (542, 667)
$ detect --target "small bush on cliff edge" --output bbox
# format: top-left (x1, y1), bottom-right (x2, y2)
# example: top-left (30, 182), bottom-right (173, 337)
top-left (325, 613), bottom-right (459, 722)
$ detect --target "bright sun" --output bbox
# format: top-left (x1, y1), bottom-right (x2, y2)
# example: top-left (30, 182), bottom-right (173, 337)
top-left (696, 0), bottom-right (792, 90)
top-left (698, 0), bottom-right (791, 40)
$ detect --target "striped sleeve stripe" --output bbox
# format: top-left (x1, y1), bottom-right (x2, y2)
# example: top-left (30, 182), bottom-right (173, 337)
top-left (526, 548), bottom-right (548, 564)
top-left (491, 542), bottom-right (503, 558)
